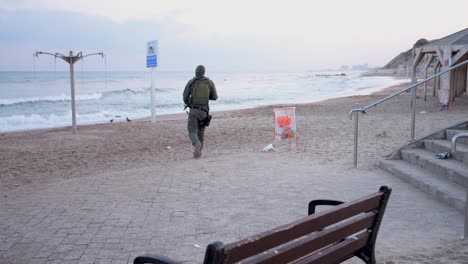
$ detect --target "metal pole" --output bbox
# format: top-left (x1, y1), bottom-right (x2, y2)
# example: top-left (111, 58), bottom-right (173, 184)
top-left (349, 59), bottom-right (468, 167)
top-left (437, 66), bottom-right (441, 94)
top-left (423, 57), bottom-right (428, 101)
top-left (410, 55), bottom-right (417, 141)
top-left (69, 51), bottom-right (77, 135)
top-left (411, 86), bottom-right (416, 141)
top-left (423, 75), bottom-right (428, 101)
top-left (465, 189), bottom-right (468, 240)
top-left (150, 67), bottom-right (156, 123)
top-left (433, 65), bottom-right (438, 96)
top-left (353, 112), bottom-right (359, 168)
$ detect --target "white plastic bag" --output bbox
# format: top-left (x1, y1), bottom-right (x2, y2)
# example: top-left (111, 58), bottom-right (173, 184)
top-left (261, 144), bottom-right (275, 153)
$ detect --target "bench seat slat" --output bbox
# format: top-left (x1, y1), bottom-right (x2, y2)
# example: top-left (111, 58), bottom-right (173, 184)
top-left (223, 192), bottom-right (383, 263)
top-left (239, 212), bottom-right (376, 264)
top-left (294, 231), bottom-right (370, 264)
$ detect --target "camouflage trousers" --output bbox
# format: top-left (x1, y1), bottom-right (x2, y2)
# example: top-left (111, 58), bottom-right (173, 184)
top-left (187, 108), bottom-right (207, 146)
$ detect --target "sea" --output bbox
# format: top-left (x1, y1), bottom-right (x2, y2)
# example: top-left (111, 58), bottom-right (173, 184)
top-left (0, 70), bottom-right (408, 132)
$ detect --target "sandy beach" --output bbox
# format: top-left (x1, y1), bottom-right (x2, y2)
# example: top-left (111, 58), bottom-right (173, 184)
top-left (2, 82), bottom-right (468, 263)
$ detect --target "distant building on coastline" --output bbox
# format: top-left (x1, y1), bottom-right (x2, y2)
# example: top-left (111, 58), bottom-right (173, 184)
top-left (339, 63), bottom-right (372, 71)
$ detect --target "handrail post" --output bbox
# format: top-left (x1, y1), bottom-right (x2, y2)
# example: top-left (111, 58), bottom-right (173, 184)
top-left (451, 133), bottom-right (468, 154)
top-left (349, 60), bottom-right (468, 167)
top-left (433, 65), bottom-right (439, 96)
top-left (465, 189), bottom-right (468, 240)
top-left (353, 111), bottom-right (359, 168)
top-left (410, 86), bottom-right (416, 141)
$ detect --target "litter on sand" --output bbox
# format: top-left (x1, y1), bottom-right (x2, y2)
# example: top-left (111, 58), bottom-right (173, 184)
top-left (261, 144), bottom-right (275, 153)
top-left (435, 152), bottom-right (451, 159)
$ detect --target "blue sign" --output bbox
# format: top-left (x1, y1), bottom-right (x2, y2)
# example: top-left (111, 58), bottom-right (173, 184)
top-left (147, 55), bottom-right (157, 68)
top-left (146, 40), bottom-right (158, 68)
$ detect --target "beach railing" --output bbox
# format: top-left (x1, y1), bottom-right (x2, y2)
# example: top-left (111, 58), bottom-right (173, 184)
top-left (450, 133), bottom-right (468, 240)
top-left (451, 133), bottom-right (468, 154)
top-left (349, 59), bottom-right (468, 168)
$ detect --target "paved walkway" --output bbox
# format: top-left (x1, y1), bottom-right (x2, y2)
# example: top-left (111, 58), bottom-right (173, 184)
top-left (0, 152), bottom-right (465, 264)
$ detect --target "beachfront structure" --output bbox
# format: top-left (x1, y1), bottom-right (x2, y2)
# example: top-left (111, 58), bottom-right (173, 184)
top-left (412, 28), bottom-right (468, 108)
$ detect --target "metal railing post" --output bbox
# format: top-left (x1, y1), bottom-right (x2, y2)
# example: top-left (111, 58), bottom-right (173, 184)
top-left (451, 133), bottom-right (468, 155)
top-left (349, 59), bottom-right (468, 167)
top-left (410, 86), bottom-right (416, 141)
top-left (423, 72), bottom-right (428, 101)
top-left (353, 111), bottom-right (359, 168)
top-left (465, 189), bottom-right (468, 240)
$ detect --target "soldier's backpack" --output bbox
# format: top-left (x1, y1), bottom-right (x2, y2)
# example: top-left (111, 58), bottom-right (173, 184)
top-left (190, 79), bottom-right (210, 106)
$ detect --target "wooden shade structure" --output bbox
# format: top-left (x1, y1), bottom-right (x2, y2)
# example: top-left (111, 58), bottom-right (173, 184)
top-left (412, 28), bottom-right (468, 108)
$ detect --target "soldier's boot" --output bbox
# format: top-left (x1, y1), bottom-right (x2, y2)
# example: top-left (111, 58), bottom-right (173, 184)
top-left (193, 142), bottom-right (202, 158)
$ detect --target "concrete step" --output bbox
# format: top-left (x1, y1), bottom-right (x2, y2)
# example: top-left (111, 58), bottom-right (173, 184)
top-left (424, 139), bottom-right (468, 165)
top-left (379, 159), bottom-right (466, 212)
top-left (446, 129), bottom-right (468, 144)
top-left (401, 148), bottom-right (468, 187)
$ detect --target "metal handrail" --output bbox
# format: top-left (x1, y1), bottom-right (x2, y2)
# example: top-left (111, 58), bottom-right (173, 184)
top-left (449, 132), bottom-right (468, 240)
top-left (350, 59), bottom-right (468, 168)
top-left (451, 133), bottom-right (468, 154)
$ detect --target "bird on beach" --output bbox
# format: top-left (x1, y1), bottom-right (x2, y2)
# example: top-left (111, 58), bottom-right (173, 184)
top-left (109, 116), bottom-right (131, 122)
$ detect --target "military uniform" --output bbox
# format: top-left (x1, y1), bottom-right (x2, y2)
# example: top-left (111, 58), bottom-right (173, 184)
top-left (183, 65), bottom-right (218, 158)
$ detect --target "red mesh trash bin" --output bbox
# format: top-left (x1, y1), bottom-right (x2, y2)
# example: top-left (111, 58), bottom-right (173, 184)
top-left (273, 107), bottom-right (298, 150)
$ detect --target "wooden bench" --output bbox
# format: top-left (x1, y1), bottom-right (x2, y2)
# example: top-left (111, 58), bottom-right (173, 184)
top-left (134, 186), bottom-right (392, 264)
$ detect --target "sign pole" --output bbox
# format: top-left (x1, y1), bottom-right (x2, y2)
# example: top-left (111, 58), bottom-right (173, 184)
top-left (151, 67), bottom-right (156, 123)
top-left (146, 40), bottom-right (158, 123)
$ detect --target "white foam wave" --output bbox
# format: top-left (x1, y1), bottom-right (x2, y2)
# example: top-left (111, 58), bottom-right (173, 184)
top-left (0, 109), bottom-right (155, 132)
top-left (0, 93), bottom-right (103, 105)
top-left (0, 87), bottom-right (170, 106)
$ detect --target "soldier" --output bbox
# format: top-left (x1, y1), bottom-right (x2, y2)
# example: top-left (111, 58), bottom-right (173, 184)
top-left (183, 65), bottom-right (218, 158)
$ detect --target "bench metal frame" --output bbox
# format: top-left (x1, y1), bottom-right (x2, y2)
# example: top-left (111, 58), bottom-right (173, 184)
top-left (134, 186), bottom-right (392, 264)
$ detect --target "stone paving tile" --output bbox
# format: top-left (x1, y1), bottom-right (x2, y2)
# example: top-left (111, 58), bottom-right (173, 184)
top-left (43, 237), bottom-right (65, 246)
top-left (59, 260), bottom-right (78, 264)
top-left (29, 257), bottom-right (50, 264)
top-left (63, 245), bottom-right (87, 260)
top-left (34, 245), bottom-right (57, 258)
top-left (61, 235), bottom-right (82, 245)
top-left (76, 255), bottom-right (96, 264)
top-left (0, 239), bottom-right (18, 251)
top-left (2, 242), bottom-right (42, 262)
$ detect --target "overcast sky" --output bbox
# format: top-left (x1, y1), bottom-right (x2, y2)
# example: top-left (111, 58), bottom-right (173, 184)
top-left (0, 0), bottom-right (467, 72)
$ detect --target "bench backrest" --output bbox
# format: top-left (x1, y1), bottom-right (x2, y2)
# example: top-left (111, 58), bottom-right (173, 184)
top-left (203, 186), bottom-right (391, 264)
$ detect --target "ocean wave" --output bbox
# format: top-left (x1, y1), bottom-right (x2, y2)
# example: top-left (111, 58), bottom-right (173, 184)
top-left (0, 108), bottom-right (155, 132)
top-left (0, 87), bottom-right (170, 106)
top-left (0, 93), bottom-right (103, 105)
